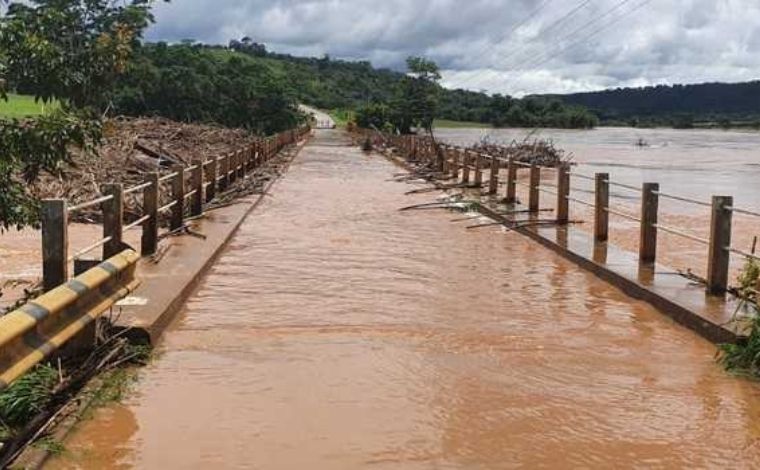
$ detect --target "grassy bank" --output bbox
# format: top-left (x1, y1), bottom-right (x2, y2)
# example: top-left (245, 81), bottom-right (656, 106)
top-left (328, 109), bottom-right (353, 128)
top-left (0, 94), bottom-right (58, 118)
top-left (434, 119), bottom-right (492, 129)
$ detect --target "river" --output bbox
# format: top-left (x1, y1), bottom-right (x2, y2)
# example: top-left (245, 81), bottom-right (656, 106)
top-left (49, 129), bottom-right (760, 469)
top-left (438, 127), bottom-right (760, 281)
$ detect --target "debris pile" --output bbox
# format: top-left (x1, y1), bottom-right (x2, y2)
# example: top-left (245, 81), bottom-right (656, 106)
top-left (29, 117), bottom-right (256, 222)
top-left (471, 135), bottom-right (570, 167)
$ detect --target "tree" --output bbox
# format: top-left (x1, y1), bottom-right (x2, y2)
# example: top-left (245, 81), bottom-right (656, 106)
top-left (355, 102), bottom-right (391, 131)
top-left (110, 43), bottom-right (302, 134)
top-left (391, 56), bottom-right (441, 135)
top-left (0, 0), bottom-right (161, 230)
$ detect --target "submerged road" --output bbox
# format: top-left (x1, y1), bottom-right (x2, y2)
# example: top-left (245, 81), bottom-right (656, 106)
top-left (53, 130), bottom-right (760, 468)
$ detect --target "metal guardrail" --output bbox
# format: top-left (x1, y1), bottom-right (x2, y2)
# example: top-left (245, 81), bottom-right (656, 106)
top-left (0, 250), bottom-right (140, 389)
top-left (40, 124), bottom-right (312, 292)
top-left (14, 125), bottom-right (311, 389)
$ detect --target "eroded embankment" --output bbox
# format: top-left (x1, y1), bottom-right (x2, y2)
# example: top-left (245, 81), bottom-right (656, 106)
top-left (49, 129), bottom-right (760, 469)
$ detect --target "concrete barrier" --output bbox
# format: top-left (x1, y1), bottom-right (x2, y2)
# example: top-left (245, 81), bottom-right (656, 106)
top-left (0, 250), bottom-right (140, 390)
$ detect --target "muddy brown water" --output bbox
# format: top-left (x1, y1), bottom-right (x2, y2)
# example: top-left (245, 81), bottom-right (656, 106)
top-left (439, 127), bottom-right (760, 282)
top-left (49, 130), bottom-right (760, 469)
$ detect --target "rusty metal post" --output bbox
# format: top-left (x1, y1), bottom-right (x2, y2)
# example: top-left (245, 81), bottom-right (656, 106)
top-left (707, 196), bottom-right (733, 295)
top-left (102, 183), bottom-right (124, 259)
top-left (207, 158), bottom-right (218, 202)
top-left (41, 199), bottom-right (68, 291)
top-left (488, 155), bottom-right (499, 195)
top-left (639, 183), bottom-right (659, 263)
top-left (556, 164), bottom-right (570, 224)
top-left (473, 152), bottom-right (483, 186)
top-left (529, 164), bottom-right (540, 212)
top-left (190, 159), bottom-right (204, 217)
top-left (170, 165), bottom-right (185, 231)
top-left (141, 173), bottom-right (159, 256)
top-left (506, 157), bottom-right (517, 204)
top-left (595, 173), bottom-right (610, 242)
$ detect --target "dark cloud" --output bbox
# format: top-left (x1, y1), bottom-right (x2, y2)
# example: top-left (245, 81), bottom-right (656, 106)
top-left (145, 0), bottom-right (760, 96)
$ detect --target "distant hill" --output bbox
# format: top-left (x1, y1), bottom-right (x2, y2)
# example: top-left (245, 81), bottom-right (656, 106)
top-left (555, 81), bottom-right (760, 127)
top-left (109, 40), bottom-right (597, 130)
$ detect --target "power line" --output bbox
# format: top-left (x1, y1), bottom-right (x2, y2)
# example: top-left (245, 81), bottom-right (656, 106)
top-left (462, 0), bottom-right (594, 91)
top-left (446, 0), bottom-right (557, 86)
top-left (509, 0), bottom-right (638, 73)
top-left (501, 0), bottom-right (655, 94)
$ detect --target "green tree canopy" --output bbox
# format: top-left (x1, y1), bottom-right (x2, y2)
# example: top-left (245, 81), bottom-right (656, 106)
top-left (0, 0), bottom-right (161, 229)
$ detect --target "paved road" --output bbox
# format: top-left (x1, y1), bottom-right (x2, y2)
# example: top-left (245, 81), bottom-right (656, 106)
top-left (300, 105), bottom-right (335, 128)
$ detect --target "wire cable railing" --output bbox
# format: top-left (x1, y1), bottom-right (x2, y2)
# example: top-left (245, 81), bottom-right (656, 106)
top-left (383, 134), bottom-right (760, 297)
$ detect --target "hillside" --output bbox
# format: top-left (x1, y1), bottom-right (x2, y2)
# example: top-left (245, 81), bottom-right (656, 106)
top-left (556, 81), bottom-right (760, 127)
top-left (109, 42), bottom-right (597, 130)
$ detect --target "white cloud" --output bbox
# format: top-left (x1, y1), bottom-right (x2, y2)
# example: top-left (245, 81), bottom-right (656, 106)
top-left (146, 0), bottom-right (760, 96)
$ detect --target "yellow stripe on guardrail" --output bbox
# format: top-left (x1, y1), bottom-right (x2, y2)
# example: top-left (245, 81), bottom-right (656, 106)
top-left (0, 249), bottom-right (141, 390)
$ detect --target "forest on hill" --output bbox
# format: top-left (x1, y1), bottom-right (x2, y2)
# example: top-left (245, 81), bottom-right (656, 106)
top-left (556, 81), bottom-right (760, 128)
top-left (108, 40), bottom-right (598, 130)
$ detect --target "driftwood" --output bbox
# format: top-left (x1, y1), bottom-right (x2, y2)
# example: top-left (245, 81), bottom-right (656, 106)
top-left (29, 117), bottom-right (258, 224)
top-left (134, 141), bottom-right (183, 167)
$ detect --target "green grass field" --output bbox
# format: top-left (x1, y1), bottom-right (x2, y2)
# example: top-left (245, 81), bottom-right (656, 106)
top-left (328, 109), bottom-right (353, 128)
top-left (0, 94), bottom-right (58, 118)
top-left (434, 119), bottom-right (492, 129)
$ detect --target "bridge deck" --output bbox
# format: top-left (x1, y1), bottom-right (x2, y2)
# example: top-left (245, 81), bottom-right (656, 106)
top-left (50, 130), bottom-right (760, 469)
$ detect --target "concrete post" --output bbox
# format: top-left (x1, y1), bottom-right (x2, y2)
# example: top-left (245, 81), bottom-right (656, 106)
top-left (207, 158), bottom-right (218, 203)
top-left (219, 155), bottom-right (229, 192)
top-left (190, 159), bottom-right (204, 217)
top-left (707, 196), bottom-right (733, 295)
top-left (102, 183), bottom-right (124, 259)
top-left (595, 173), bottom-right (610, 242)
top-left (450, 148), bottom-right (459, 178)
top-left (639, 183), bottom-right (659, 263)
top-left (170, 165), bottom-right (185, 231)
top-left (462, 151), bottom-right (471, 184)
top-left (488, 155), bottom-right (499, 195)
top-left (41, 199), bottom-right (68, 291)
top-left (435, 144), bottom-right (444, 173)
top-left (506, 157), bottom-right (517, 204)
top-left (556, 164), bottom-right (570, 224)
top-left (473, 152), bottom-right (483, 186)
top-left (141, 173), bottom-right (159, 256)
top-left (229, 152), bottom-right (237, 185)
top-left (529, 164), bottom-right (540, 213)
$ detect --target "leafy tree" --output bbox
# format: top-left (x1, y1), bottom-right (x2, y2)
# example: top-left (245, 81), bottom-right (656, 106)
top-left (110, 43), bottom-right (302, 134)
top-left (0, 0), bottom-right (162, 230)
top-left (355, 102), bottom-right (392, 131)
top-left (391, 57), bottom-right (441, 134)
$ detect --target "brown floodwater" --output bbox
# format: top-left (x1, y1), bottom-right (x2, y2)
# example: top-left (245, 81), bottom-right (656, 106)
top-left (50, 130), bottom-right (760, 469)
top-left (439, 127), bottom-right (760, 282)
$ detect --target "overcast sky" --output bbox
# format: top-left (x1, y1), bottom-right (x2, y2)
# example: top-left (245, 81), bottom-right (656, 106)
top-left (145, 0), bottom-right (760, 96)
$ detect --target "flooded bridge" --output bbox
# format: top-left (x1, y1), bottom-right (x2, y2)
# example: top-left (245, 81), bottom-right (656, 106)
top-left (49, 129), bottom-right (760, 468)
